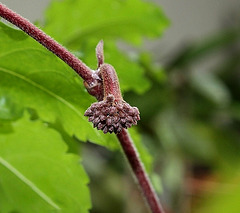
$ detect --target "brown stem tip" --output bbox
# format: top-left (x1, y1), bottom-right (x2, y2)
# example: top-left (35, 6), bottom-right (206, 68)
top-left (96, 40), bottom-right (104, 68)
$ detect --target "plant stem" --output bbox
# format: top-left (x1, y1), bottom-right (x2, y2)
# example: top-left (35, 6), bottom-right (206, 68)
top-left (117, 129), bottom-right (165, 213)
top-left (100, 63), bottom-right (123, 101)
top-left (0, 3), bottom-right (96, 85)
top-left (0, 4), bottom-right (165, 213)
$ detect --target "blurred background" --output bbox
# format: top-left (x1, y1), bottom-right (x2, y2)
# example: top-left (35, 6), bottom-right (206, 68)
top-left (1, 0), bottom-right (240, 212)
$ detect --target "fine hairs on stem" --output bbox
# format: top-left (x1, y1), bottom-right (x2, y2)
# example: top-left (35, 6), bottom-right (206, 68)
top-left (0, 3), bottom-right (165, 213)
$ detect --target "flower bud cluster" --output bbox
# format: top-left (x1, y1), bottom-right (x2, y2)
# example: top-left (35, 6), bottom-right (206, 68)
top-left (84, 95), bottom-right (140, 134)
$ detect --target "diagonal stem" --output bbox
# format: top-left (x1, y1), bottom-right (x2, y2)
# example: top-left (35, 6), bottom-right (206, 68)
top-left (0, 4), bottom-right (165, 213)
top-left (0, 3), bottom-right (95, 85)
top-left (117, 129), bottom-right (165, 213)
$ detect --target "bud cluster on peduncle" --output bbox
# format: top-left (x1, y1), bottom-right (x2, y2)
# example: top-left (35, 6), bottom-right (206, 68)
top-left (0, 5), bottom-right (164, 211)
top-left (84, 41), bottom-right (140, 134)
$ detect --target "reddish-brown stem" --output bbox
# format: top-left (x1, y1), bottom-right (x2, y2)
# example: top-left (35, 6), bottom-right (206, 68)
top-left (0, 4), bottom-right (165, 213)
top-left (0, 4), bottom-right (96, 85)
top-left (117, 129), bottom-right (165, 213)
top-left (99, 64), bottom-right (123, 101)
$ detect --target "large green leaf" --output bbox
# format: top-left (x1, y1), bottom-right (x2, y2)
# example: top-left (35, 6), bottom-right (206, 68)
top-left (44, 0), bottom-right (169, 46)
top-left (43, 0), bottom-right (169, 94)
top-left (0, 22), bottom-right (114, 148)
top-left (0, 114), bottom-right (91, 213)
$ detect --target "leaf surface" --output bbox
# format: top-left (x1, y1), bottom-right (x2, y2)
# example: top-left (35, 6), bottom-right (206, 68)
top-left (0, 114), bottom-right (91, 213)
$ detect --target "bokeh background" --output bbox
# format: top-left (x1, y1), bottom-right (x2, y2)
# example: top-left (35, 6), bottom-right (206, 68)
top-left (1, 0), bottom-right (240, 212)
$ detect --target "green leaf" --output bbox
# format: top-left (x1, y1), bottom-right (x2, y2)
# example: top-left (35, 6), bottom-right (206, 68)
top-left (0, 114), bottom-right (91, 213)
top-left (43, 0), bottom-right (169, 94)
top-left (44, 0), bottom-right (169, 46)
top-left (0, 21), bottom-right (116, 148)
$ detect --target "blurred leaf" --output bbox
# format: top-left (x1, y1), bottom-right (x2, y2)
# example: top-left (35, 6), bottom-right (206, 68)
top-left (194, 175), bottom-right (240, 213)
top-left (230, 102), bottom-right (240, 121)
top-left (139, 53), bottom-right (167, 83)
top-left (151, 173), bottom-right (163, 194)
top-left (0, 114), bottom-right (91, 213)
top-left (125, 81), bottom-right (169, 122)
top-left (155, 109), bottom-right (217, 162)
top-left (190, 69), bottom-right (231, 106)
top-left (162, 155), bottom-right (184, 193)
top-left (168, 28), bottom-right (240, 69)
top-left (44, 0), bottom-right (169, 46)
top-left (129, 127), bottom-right (153, 174)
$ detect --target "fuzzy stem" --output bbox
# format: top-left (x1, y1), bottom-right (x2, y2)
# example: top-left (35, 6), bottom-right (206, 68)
top-left (100, 63), bottom-right (123, 101)
top-left (117, 129), bottom-right (165, 213)
top-left (0, 3), bottom-right (95, 85)
top-left (0, 4), bottom-right (165, 213)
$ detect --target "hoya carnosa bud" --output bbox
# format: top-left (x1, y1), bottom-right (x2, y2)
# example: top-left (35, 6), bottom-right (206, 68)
top-left (84, 95), bottom-right (140, 134)
top-left (84, 41), bottom-right (140, 134)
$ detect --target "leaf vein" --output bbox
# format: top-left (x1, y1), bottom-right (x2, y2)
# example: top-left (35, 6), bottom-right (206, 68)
top-left (0, 67), bottom-right (102, 138)
top-left (0, 67), bottom-right (85, 121)
top-left (0, 47), bottom-right (49, 59)
top-left (0, 156), bottom-right (61, 210)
